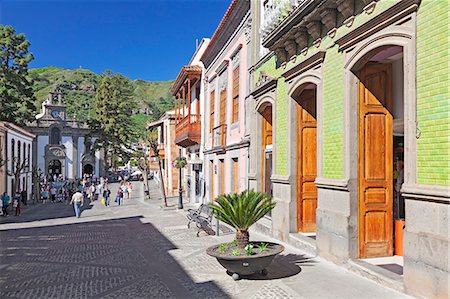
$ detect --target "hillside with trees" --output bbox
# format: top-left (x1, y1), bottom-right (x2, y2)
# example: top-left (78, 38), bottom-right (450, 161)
top-left (28, 67), bottom-right (175, 138)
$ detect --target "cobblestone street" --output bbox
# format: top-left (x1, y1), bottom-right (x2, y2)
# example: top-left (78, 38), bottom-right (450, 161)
top-left (0, 182), bottom-right (413, 298)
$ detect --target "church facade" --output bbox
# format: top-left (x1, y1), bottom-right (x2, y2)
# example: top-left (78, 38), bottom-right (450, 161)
top-left (27, 92), bottom-right (104, 180)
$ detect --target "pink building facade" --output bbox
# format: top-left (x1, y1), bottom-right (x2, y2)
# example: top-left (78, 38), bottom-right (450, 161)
top-left (201, 0), bottom-right (251, 202)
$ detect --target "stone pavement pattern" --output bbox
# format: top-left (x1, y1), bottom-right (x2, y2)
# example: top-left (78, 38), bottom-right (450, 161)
top-left (0, 181), bottom-right (414, 298)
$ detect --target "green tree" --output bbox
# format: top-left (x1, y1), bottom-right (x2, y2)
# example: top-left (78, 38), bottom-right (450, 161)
top-left (91, 71), bottom-right (137, 170)
top-left (0, 25), bottom-right (36, 125)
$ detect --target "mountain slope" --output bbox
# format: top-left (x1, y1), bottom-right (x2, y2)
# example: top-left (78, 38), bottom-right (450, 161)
top-left (29, 67), bottom-right (175, 137)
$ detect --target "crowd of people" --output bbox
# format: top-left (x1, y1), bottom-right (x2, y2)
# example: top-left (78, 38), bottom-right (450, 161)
top-left (1, 175), bottom-right (134, 218)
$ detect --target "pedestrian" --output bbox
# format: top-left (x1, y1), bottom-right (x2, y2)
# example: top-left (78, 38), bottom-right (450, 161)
top-left (13, 191), bottom-right (21, 216)
top-left (103, 186), bottom-right (111, 207)
top-left (64, 188), bottom-right (70, 205)
top-left (42, 187), bottom-right (49, 204)
top-left (70, 190), bottom-right (84, 218)
top-left (56, 189), bottom-right (64, 203)
top-left (126, 182), bottom-right (132, 199)
top-left (94, 183), bottom-right (101, 202)
top-left (1, 192), bottom-right (10, 216)
top-left (50, 186), bottom-right (57, 203)
top-left (116, 188), bottom-right (124, 206)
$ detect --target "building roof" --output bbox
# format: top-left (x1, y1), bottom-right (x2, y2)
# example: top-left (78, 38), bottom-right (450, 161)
top-left (170, 65), bottom-right (203, 95)
top-left (200, 0), bottom-right (250, 69)
top-left (1, 122), bottom-right (35, 139)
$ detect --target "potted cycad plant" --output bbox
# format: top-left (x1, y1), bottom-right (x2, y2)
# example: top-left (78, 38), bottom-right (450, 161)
top-left (206, 190), bottom-right (284, 280)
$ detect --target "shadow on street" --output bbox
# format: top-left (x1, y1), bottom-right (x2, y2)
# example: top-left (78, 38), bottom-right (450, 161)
top-left (0, 216), bottom-right (229, 298)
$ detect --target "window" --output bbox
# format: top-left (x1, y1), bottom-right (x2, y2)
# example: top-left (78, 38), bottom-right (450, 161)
top-left (232, 66), bottom-right (240, 123)
top-left (11, 139), bottom-right (15, 170)
top-left (50, 127), bottom-right (61, 145)
top-left (219, 89), bottom-right (227, 125)
top-left (17, 141), bottom-right (21, 166)
top-left (27, 144), bottom-right (31, 166)
top-left (23, 142), bottom-right (26, 164)
top-left (210, 90), bottom-right (215, 133)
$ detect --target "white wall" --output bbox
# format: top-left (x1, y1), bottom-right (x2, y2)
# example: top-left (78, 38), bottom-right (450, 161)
top-left (62, 136), bottom-right (72, 179)
top-left (77, 137), bottom-right (85, 177)
top-left (37, 135), bottom-right (48, 172)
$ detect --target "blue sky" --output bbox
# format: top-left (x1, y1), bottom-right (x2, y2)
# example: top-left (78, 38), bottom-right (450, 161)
top-left (0, 0), bottom-right (230, 81)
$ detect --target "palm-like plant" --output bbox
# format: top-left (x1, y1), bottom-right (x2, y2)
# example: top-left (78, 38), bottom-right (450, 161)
top-left (210, 190), bottom-right (276, 250)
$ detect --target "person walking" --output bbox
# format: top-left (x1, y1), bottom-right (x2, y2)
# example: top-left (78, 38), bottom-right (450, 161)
top-left (42, 187), bottom-right (50, 204)
top-left (13, 191), bottom-right (21, 216)
top-left (103, 186), bottom-right (111, 207)
top-left (126, 182), bottom-right (132, 199)
top-left (70, 190), bottom-right (84, 218)
top-left (50, 186), bottom-right (57, 203)
top-left (1, 192), bottom-right (10, 216)
top-left (116, 187), bottom-right (124, 206)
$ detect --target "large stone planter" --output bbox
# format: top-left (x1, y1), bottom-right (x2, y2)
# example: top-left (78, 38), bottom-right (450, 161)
top-left (207, 242), bottom-right (284, 280)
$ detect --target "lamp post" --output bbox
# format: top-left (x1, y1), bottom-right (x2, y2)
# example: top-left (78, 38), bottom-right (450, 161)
top-left (178, 148), bottom-right (183, 209)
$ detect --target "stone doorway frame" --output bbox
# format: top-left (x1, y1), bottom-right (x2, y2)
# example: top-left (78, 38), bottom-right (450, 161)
top-left (342, 15), bottom-right (416, 259)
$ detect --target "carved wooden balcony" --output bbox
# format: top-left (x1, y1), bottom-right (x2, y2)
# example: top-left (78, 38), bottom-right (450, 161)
top-left (175, 113), bottom-right (201, 148)
top-left (157, 143), bottom-right (165, 157)
top-left (212, 124), bottom-right (227, 150)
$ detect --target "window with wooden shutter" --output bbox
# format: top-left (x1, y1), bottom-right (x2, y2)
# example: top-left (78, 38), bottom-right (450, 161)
top-left (210, 90), bottom-right (215, 133)
top-left (219, 89), bottom-right (227, 125)
top-left (232, 66), bottom-right (239, 123)
top-left (232, 158), bottom-right (239, 194)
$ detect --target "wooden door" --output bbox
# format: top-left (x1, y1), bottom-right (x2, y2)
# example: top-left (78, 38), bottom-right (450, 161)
top-left (358, 63), bottom-right (393, 258)
top-left (296, 89), bottom-right (317, 232)
top-left (261, 108), bottom-right (272, 194)
top-left (233, 159), bottom-right (239, 194)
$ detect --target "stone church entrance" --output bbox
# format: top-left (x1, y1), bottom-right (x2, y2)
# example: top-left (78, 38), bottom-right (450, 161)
top-left (48, 159), bottom-right (62, 176)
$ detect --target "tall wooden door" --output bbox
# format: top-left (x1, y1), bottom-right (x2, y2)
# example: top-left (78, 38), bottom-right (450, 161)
top-left (296, 89), bottom-right (317, 232)
top-left (358, 63), bottom-right (393, 258)
top-left (261, 108), bottom-right (272, 194)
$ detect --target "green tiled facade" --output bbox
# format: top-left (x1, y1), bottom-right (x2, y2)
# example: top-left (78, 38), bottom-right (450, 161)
top-left (416, 0), bottom-right (450, 186)
top-left (322, 46), bottom-right (345, 179)
top-left (253, 0), bottom-right (449, 186)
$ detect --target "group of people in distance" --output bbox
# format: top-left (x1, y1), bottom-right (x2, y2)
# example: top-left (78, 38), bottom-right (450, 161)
top-left (69, 179), bottom-right (133, 218)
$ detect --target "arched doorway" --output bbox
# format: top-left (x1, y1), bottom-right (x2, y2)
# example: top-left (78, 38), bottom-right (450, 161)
top-left (353, 45), bottom-right (404, 258)
top-left (83, 164), bottom-right (93, 176)
top-left (292, 83), bottom-right (317, 232)
top-left (260, 103), bottom-right (273, 198)
top-left (48, 160), bottom-right (62, 176)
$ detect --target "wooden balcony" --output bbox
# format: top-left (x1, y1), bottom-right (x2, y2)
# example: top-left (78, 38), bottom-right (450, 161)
top-left (212, 124), bottom-right (227, 149)
top-left (157, 143), bottom-right (165, 157)
top-left (175, 114), bottom-right (201, 148)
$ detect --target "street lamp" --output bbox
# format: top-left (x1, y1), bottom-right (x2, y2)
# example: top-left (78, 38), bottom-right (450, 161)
top-left (178, 148), bottom-right (183, 209)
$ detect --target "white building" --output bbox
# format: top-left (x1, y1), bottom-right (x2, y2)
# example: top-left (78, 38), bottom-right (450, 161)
top-left (27, 92), bottom-right (104, 181)
top-left (0, 122), bottom-right (35, 200)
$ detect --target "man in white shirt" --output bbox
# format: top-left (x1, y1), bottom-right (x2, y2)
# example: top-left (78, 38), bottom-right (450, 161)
top-left (70, 191), bottom-right (84, 218)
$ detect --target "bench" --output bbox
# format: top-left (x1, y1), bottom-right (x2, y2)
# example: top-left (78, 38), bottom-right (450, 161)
top-left (186, 204), bottom-right (215, 237)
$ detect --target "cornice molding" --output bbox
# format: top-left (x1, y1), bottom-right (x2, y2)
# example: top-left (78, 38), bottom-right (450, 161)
top-left (282, 51), bottom-right (326, 81)
top-left (335, 0), bottom-right (420, 51)
top-left (250, 78), bottom-right (277, 99)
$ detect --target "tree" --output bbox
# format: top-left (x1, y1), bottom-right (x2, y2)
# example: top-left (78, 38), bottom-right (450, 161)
top-left (90, 71), bottom-right (137, 171)
top-left (0, 25), bottom-right (36, 125)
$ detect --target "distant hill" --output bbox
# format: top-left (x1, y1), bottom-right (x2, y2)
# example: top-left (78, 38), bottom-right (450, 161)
top-left (28, 67), bottom-right (175, 138)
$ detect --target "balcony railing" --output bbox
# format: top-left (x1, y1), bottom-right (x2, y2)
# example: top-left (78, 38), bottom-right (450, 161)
top-left (175, 113), bottom-right (201, 148)
top-left (212, 124), bottom-right (227, 149)
top-left (157, 143), bottom-right (165, 157)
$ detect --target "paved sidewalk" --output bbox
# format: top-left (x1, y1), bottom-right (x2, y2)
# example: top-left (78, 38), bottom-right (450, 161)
top-left (0, 182), bottom-right (413, 298)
